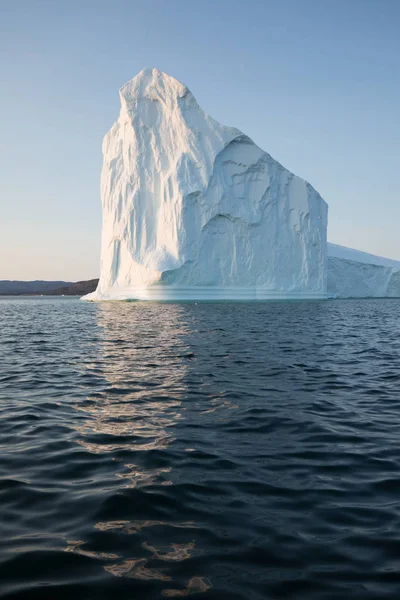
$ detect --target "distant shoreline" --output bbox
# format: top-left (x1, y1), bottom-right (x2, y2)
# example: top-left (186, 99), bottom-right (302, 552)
top-left (0, 279), bottom-right (98, 296)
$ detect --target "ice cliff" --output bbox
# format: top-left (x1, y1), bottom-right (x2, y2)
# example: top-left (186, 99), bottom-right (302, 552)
top-left (328, 244), bottom-right (400, 298)
top-left (83, 68), bottom-right (328, 301)
top-left (82, 68), bottom-right (399, 301)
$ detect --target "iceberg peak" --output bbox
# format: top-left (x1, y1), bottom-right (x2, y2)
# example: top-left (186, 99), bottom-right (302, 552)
top-left (119, 67), bottom-right (191, 109)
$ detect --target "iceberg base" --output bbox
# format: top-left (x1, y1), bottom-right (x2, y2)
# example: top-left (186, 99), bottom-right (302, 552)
top-left (81, 285), bottom-right (327, 302)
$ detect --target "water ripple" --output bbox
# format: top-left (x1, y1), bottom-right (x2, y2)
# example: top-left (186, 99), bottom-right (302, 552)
top-left (1, 297), bottom-right (400, 599)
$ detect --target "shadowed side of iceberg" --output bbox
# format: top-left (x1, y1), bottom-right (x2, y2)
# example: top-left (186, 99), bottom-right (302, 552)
top-left (327, 243), bottom-right (400, 298)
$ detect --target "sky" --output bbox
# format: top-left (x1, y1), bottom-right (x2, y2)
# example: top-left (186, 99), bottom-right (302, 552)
top-left (0, 0), bottom-right (399, 281)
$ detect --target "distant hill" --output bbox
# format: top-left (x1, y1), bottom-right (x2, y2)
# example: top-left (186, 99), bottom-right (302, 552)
top-left (0, 279), bottom-right (98, 296)
top-left (47, 279), bottom-right (99, 296)
top-left (0, 280), bottom-right (72, 295)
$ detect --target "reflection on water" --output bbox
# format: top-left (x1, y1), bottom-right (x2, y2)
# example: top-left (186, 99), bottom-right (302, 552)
top-left (72, 302), bottom-right (207, 593)
top-left (162, 577), bottom-right (212, 598)
top-left (65, 540), bottom-right (120, 560)
top-left (105, 557), bottom-right (172, 581)
top-left (74, 302), bottom-right (192, 455)
top-left (143, 540), bottom-right (196, 561)
top-left (2, 297), bottom-right (400, 599)
top-left (94, 520), bottom-right (199, 535)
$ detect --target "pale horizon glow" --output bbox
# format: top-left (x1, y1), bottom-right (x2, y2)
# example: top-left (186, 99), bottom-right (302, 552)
top-left (0, 0), bottom-right (399, 281)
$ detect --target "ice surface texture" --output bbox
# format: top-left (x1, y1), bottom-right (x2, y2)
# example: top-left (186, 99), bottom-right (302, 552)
top-left (328, 244), bottom-right (400, 298)
top-left (83, 68), bottom-right (328, 301)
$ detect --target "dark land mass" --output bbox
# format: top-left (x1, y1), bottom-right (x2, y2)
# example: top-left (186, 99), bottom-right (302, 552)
top-left (47, 279), bottom-right (99, 296)
top-left (0, 279), bottom-right (98, 296)
top-left (0, 280), bottom-right (72, 295)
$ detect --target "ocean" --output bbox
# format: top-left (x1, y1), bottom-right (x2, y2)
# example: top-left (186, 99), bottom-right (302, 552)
top-left (1, 297), bottom-right (400, 599)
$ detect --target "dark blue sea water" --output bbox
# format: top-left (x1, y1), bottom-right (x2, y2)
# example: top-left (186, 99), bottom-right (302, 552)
top-left (1, 297), bottom-right (400, 599)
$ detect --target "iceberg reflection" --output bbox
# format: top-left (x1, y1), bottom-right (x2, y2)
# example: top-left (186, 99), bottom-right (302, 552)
top-left (74, 302), bottom-right (192, 457)
top-left (71, 302), bottom-right (211, 594)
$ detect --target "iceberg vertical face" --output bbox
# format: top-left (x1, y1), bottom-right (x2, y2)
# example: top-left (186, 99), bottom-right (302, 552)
top-left (327, 244), bottom-right (400, 298)
top-left (84, 68), bottom-right (328, 301)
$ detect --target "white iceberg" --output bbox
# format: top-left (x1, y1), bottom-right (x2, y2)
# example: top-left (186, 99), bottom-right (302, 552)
top-left (82, 68), bottom-right (400, 301)
top-left (83, 68), bottom-right (328, 301)
top-left (327, 243), bottom-right (400, 298)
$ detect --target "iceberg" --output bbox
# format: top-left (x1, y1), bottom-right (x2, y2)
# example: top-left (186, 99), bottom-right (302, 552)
top-left (328, 243), bottom-right (400, 298)
top-left (82, 68), bottom-right (399, 301)
top-left (83, 68), bottom-right (328, 301)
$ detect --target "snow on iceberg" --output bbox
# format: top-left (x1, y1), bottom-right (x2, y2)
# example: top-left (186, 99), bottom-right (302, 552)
top-left (82, 67), bottom-right (328, 301)
top-left (327, 243), bottom-right (400, 298)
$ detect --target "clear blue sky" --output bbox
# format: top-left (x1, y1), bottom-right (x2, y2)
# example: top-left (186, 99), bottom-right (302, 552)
top-left (1, 0), bottom-right (399, 280)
